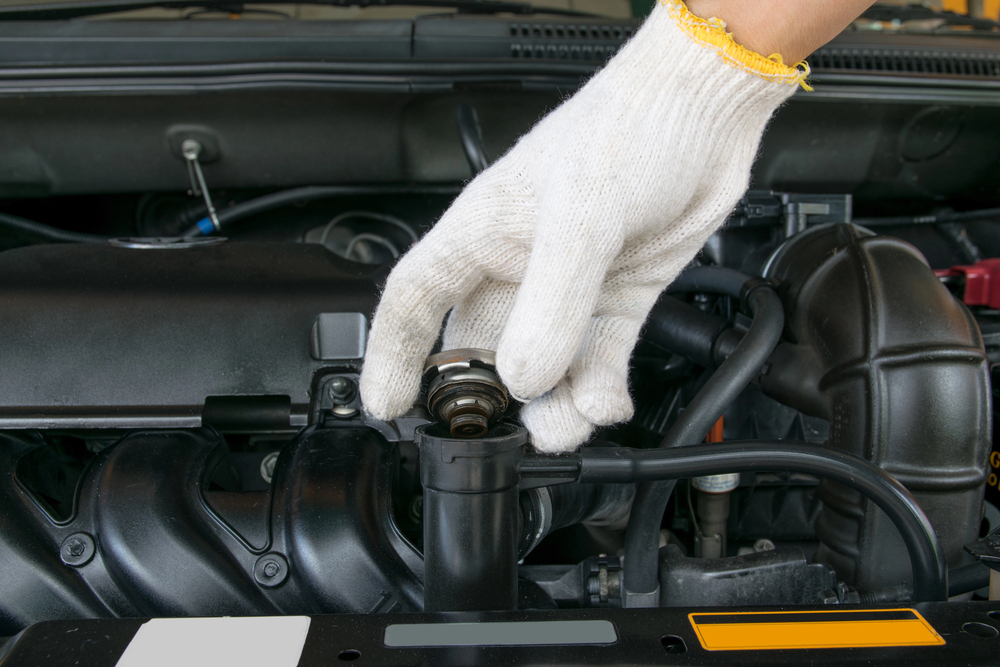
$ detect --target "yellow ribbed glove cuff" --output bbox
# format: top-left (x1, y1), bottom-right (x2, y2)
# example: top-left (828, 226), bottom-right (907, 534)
top-left (661, 0), bottom-right (812, 90)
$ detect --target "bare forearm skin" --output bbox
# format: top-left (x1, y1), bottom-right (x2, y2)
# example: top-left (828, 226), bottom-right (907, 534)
top-left (685, 0), bottom-right (877, 64)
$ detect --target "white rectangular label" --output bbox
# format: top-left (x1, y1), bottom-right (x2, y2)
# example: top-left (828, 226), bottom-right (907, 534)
top-left (116, 616), bottom-right (312, 667)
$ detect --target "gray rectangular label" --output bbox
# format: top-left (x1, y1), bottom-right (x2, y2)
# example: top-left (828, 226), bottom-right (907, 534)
top-left (383, 620), bottom-right (617, 648)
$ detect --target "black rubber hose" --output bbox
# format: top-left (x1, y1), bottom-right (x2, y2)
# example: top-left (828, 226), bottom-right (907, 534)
top-left (577, 441), bottom-right (949, 602)
top-left (643, 296), bottom-right (730, 369)
top-left (623, 271), bottom-right (785, 603)
top-left (948, 561), bottom-right (991, 597)
top-left (547, 482), bottom-right (635, 531)
top-left (666, 265), bottom-right (750, 297)
top-left (658, 287), bottom-right (783, 460)
top-left (180, 184), bottom-right (460, 238)
top-left (0, 212), bottom-right (106, 244)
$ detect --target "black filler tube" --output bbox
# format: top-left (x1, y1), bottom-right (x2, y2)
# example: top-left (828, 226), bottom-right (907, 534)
top-left (416, 422), bottom-right (527, 612)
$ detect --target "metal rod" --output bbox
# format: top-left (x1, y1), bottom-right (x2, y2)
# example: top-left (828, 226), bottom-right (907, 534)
top-left (181, 139), bottom-right (221, 233)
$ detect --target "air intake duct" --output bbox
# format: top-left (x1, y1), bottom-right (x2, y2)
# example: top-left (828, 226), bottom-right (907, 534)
top-left (759, 223), bottom-right (991, 592)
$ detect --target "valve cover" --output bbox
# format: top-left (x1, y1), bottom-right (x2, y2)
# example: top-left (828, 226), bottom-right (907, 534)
top-left (0, 240), bottom-right (380, 430)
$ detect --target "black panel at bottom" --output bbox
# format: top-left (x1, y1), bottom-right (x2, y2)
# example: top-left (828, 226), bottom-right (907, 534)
top-left (3, 603), bottom-right (1000, 666)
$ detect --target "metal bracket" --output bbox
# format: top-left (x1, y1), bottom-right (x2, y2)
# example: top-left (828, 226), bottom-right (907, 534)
top-left (966, 525), bottom-right (1000, 572)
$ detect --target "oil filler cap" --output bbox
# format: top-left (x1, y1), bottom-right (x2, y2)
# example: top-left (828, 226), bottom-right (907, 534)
top-left (423, 348), bottom-right (508, 438)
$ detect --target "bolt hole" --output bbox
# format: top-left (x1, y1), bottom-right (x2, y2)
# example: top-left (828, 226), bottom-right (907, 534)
top-left (338, 649), bottom-right (361, 661)
top-left (963, 622), bottom-right (998, 638)
top-left (989, 611), bottom-right (1000, 621)
top-left (660, 635), bottom-right (687, 654)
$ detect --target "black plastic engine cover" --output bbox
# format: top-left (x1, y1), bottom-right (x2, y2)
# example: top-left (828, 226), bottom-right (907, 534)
top-left (657, 545), bottom-right (841, 607)
top-left (0, 426), bottom-right (423, 635)
top-left (0, 241), bottom-right (380, 429)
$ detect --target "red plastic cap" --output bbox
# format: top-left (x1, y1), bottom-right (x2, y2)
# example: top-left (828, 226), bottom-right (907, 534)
top-left (941, 258), bottom-right (1000, 309)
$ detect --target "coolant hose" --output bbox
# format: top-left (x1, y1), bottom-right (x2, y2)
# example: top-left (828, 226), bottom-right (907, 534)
top-left (622, 267), bottom-right (785, 606)
top-left (643, 296), bottom-right (731, 369)
top-left (564, 440), bottom-right (949, 602)
top-left (666, 265), bottom-right (750, 297)
top-left (948, 562), bottom-right (991, 597)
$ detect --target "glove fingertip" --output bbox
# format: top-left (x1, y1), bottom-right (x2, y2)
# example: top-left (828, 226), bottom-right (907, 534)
top-left (359, 326), bottom-right (425, 422)
top-left (359, 366), bottom-right (415, 422)
top-left (573, 386), bottom-right (634, 427)
top-left (520, 384), bottom-right (595, 454)
top-left (496, 336), bottom-right (568, 402)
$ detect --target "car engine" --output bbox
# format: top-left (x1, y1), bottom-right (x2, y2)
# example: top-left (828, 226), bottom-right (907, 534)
top-left (1, 4), bottom-right (1000, 664)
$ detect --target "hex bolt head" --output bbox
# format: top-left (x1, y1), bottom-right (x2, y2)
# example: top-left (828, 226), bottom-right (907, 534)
top-left (60, 533), bottom-right (96, 567)
top-left (328, 376), bottom-right (356, 403)
top-left (753, 538), bottom-right (776, 552)
top-left (253, 553), bottom-right (289, 587)
top-left (180, 138), bottom-right (202, 161)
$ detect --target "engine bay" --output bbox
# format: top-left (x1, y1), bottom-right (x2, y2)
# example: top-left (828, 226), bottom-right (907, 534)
top-left (2, 6), bottom-right (1000, 664)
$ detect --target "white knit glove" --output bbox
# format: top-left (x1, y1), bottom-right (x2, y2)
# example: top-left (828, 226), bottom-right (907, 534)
top-left (360, 0), bottom-right (806, 452)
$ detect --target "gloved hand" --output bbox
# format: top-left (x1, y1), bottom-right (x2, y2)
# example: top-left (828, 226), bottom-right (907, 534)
top-left (360, 0), bottom-right (806, 452)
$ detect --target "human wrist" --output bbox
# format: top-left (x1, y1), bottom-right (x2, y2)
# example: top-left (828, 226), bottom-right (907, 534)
top-left (683, 0), bottom-right (876, 65)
